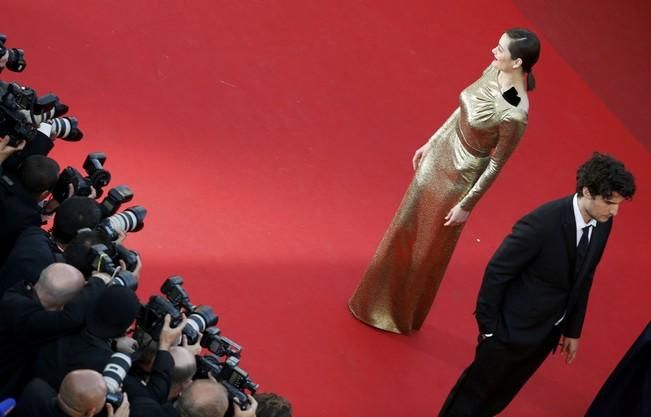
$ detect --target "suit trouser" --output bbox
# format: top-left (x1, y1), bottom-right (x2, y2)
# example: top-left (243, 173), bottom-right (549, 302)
top-left (439, 330), bottom-right (560, 417)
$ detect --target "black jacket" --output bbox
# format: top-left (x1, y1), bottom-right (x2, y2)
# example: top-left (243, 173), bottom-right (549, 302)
top-left (0, 173), bottom-right (43, 265)
top-left (475, 195), bottom-right (611, 345)
top-left (11, 378), bottom-right (66, 417)
top-left (0, 226), bottom-right (61, 297)
top-left (123, 350), bottom-right (175, 404)
top-left (0, 277), bottom-right (105, 398)
top-left (33, 329), bottom-right (114, 391)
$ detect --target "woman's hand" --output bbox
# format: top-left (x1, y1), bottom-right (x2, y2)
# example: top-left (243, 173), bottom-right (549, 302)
top-left (444, 204), bottom-right (470, 226)
top-left (412, 143), bottom-right (430, 171)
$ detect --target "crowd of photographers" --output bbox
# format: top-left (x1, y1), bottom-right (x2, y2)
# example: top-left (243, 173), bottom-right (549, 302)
top-left (0, 35), bottom-right (292, 417)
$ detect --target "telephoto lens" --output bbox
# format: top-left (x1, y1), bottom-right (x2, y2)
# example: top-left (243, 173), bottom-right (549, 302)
top-left (102, 353), bottom-right (132, 394)
top-left (104, 206), bottom-right (147, 235)
top-left (183, 305), bottom-right (218, 344)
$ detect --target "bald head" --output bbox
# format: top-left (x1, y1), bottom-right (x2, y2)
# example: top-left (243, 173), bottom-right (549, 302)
top-left (35, 263), bottom-right (85, 310)
top-left (168, 346), bottom-right (197, 400)
top-left (176, 379), bottom-right (229, 417)
top-left (58, 370), bottom-right (107, 417)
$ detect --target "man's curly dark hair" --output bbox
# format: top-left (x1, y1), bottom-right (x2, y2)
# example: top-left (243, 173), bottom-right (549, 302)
top-left (576, 152), bottom-right (636, 200)
top-left (253, 392), bottom-right (292, 417)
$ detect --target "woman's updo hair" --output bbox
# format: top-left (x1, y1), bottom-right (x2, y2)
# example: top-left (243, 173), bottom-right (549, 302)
top-left (506, 28), bottom-right (540, 91)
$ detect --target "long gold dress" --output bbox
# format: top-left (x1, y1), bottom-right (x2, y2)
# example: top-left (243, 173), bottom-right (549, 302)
top-left (348, 65), bottom-right (527, 334)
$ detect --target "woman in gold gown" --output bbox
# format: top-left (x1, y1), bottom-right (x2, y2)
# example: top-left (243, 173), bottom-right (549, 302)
top-left (349, 28), bottom-right (541, 334)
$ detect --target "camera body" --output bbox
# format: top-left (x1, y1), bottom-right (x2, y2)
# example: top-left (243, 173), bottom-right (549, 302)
top-left (202, 327), bottom-right (242, 358)
top-left (53, 153), bottom-right (111, 202)
top-left (0, 80), bottom-right (66, 146)
top-left (196, 355), bottom-right (259, 410)
top-left (0, 34), bottom-right (26, 72)
top-left (137, 295), bottom-right (184, 341)
top-left (99, 185), bottom-right (134, 218)
top-left (87, 244), bottom-right (138, 289)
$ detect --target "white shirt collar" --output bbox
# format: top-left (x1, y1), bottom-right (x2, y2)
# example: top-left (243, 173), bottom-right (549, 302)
top-left (573, 194), bottom-right (597, 231)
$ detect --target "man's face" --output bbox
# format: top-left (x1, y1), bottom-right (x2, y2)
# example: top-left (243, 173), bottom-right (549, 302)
top-left (580, 188), bottom-right (625, 223)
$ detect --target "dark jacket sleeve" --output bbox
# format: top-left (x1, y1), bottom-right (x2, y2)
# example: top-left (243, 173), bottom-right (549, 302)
top-left (124, 350), bottom-right (174, 403)
top-left (1, 131), bottom-right (54, 172)
top-left (475, 211), bottom-right (545, 334)
top-left (563, 222), bottom-right (611, 338)
top-left (0, 227), bottom-right (57, 296)
top-left (11, 277), bottom-right (106, 344)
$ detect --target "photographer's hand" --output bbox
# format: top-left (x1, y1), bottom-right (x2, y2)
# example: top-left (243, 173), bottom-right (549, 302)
top-left (90, 272), bottom-right (113, 285)
top-left (158, 314), bottom-right (188, 351)
top-left (233, 394), bottom-right (258, 417)
top-left (114, 336), bottom-right (139, 355)
top-left (0, 135), bottom-right (25, 166)
top-left (106, 392), bottom-right (130, 417)
top-left (182, 333), bottom-right (203, 356)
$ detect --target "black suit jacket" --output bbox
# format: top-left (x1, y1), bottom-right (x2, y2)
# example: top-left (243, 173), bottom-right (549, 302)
top-left (11, 378), bottom-right (66, 417)
top-left (0, 277), bottom-right (106, 398)
top-left (0, 174), bottom-right (43, 265)
top-left (475, 195), bottom-right (611, 345)
top-left (0, 226), bottom-right (60, 297)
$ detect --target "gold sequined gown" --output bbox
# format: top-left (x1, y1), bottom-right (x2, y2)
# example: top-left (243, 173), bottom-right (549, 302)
top-left (348, 65), bottom-right (527, 334)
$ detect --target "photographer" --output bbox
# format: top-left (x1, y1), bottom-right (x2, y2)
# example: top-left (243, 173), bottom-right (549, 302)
top-left (33, 289), bottom-right (185, 399)
top-left (125, 329), bottom-right (197, 404)
top-left (121, 315), bottom-right (189, 404)
top-left (0, 153), bottom-right (59, 265)
top-left (0, 263), bottom-right (106, 399)
top-left (12, 369), bottom-right (130, 417)
top-left (130, 379), bottom-right (258, 417)
top-left (0, 196), bottom-right (103, 295)
top-left (32, 285), bottom-right (141, 390)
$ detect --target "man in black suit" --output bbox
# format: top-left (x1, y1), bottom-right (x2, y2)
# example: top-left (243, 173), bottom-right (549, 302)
top-left (0, 263), bottom-right (106, 399)
top-left (439, 153), bottom-right (636, 417)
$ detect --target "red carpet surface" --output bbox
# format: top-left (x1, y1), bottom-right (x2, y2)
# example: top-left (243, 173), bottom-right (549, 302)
top-left (3, 1), bottom-right (650, 416)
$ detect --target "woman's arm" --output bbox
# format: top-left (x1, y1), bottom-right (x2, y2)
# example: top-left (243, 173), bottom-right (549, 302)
top-left (458, 112), bottom-right (526, 211)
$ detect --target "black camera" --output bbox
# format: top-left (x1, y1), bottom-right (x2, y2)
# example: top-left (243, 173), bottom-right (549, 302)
top-left (53, 153), bottom-right (111, 202)
top-left (137, 295), bottom-right (184, 341)
top-left (102, 353), bottom-right (131, 409)
top-left (202, 327), bottom-right (241, 358)
top-left (0, 80), bottom-right (69, 146)
top-left (160, 276), bottom-right (219, 344)
top-left (0, 34), bottom-right (26, 73)
top-left (88, 244), bottom-right (138, 290)
top-left (196, 355), bottom-right (259, 410)
top-left (99, 185), bottom-right (134, 218)
top-left (161, 276), bottom-right (194, 311)
top-left (0, 82), bottom-right (38, 146)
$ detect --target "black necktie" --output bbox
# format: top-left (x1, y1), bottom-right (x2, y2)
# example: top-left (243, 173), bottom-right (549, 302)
top-left (575, 225), bottom-right (591, 275)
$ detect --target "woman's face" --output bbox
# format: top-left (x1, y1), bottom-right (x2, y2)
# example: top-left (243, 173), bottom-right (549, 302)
top-left (491, 33), bottom-right (519, 72)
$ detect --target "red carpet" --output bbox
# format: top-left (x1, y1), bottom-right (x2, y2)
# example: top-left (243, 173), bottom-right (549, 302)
top-left (3, 1), bottom-right (650, 416)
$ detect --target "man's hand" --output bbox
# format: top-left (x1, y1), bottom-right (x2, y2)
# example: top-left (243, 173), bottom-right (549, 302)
top-left (158, 314), bottom-right (188, 351)
top-left (182, 333), bottom-right (203, 356)
top-left (114, 336), bottom-right (139, 355)
top-left (233, 394), bottom-right (258, 417)
top-left (559, 336), bottom-right (579, 364)
top-left (0, 135), bottom-right (26, 165)
top-left (106, 392), bottom-right (130, 417)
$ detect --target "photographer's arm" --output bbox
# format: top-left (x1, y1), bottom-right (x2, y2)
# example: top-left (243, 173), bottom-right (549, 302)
top-left (16, 277), bottom-right (106, 343)
top-left (0, 135), bottom-right (25, 171)
top-left (137, 314), bottom-right (188, 403)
